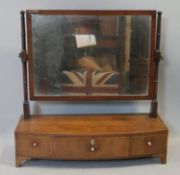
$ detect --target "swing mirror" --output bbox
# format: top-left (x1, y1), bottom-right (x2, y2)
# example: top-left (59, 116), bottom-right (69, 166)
top-left (26, 10), bottom-right (156, 101)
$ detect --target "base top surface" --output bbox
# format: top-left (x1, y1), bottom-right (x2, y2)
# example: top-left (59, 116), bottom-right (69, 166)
top-left (15, 114), bottom-right (168, 136)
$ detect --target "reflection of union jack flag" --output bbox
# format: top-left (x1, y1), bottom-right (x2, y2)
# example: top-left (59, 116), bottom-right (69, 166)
top-left (61, 71), bottom-right (121, 95)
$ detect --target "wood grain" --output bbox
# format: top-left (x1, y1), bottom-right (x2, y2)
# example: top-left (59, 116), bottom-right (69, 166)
top-left (15, 114), bottom-right (168, 136)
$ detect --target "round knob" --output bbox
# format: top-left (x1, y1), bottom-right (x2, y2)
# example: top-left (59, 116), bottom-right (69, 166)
top-left (147, 141), bottom-right (152, 146)
top-left (90, 147), bottom-right (96, 152)
top-left (90, 138), bottom-right (95, 145)
top-left (32, 142), bottom-right (38, 148)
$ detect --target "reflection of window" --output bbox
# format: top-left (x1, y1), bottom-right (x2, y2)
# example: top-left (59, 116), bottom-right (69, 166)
top-left (73, 34), bottom-right (96, 48)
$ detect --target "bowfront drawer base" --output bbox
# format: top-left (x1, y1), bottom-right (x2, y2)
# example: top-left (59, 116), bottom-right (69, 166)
top-left (15, 114), bottom-right (168, 167)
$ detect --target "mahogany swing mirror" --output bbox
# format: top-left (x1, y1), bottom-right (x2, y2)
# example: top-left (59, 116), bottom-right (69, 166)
top-left (26, 10), bottom-right (156, 101)
top-left (15, 10), bottom-right (169, 167)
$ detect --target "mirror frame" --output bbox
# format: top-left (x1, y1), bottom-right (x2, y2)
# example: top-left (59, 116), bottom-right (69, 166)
top-left (26, 10), bottom-right (156, 101)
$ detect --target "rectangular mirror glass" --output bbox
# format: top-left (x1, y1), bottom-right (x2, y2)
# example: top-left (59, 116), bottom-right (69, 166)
top-left (27, 11), bottom-right (156, 100)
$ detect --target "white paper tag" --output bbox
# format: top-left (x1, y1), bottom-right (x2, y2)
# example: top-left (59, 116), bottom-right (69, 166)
top-left (73, 34), bottom-right (96, 48)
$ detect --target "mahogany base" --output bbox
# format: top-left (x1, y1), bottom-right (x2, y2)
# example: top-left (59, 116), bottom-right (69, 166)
top-left (15, 114), bottom-right (168, 167)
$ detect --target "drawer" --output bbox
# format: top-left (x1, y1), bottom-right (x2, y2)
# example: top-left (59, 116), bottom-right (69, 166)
top-left (53, 136), bottom-right (130, 160)
top-left (16, 134), bottom-right (130, 159)
top-left (132, 133), bottom-right (167, 156)
top-left (16, 134), bottom-right (53, 158)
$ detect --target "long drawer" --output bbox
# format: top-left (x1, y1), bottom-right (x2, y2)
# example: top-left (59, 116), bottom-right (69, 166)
top-left (16, 134), bottom-right (130, 160)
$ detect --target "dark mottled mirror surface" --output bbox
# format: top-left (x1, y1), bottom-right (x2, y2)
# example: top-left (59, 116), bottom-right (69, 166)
top-left (31, 14), bottom-right (151, 96)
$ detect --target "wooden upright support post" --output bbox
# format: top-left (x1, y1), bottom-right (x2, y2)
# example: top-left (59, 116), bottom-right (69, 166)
top-left (150, 11), bottom-right (162, 118)
top-left (19, 11), bottom-right (30, 119)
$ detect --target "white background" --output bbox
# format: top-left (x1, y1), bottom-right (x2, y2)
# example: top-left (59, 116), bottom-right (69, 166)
top-left (0, 0), bottom-right (180, 174)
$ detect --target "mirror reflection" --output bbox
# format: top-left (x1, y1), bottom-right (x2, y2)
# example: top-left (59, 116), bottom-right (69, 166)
top-left (31, 14), bottom-right (151, 96)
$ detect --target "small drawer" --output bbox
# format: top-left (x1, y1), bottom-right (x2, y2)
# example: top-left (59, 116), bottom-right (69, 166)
top-left (132, 133), bottom-right (167, 156)
top-left (16, 134), bottom-right (53, 158)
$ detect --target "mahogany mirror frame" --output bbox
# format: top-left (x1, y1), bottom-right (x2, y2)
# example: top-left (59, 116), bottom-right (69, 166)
top-left (25, 10), bottom-right (157, 101)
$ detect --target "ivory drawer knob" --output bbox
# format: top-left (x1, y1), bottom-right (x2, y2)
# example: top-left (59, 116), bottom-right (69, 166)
top-left (32, 142), bottom-right (38, 148)
top-left (147, 141), bottom-right (152, 146)
top-left (90, 147), bottom-right (96, 152)
top-left (90, 138), bottom-right (95, 145)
